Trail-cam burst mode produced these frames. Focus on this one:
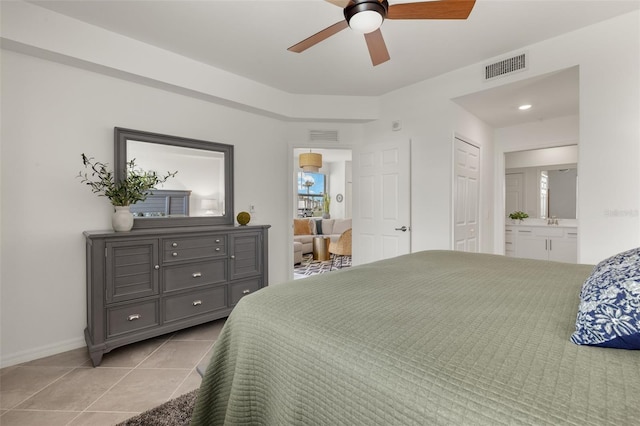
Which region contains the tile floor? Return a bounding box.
[0,318,224,426]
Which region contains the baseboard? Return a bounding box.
[0,336,86,368]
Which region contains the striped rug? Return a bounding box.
[294,254,351,279]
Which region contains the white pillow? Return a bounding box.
[332,218,352,235]
[320,219,334,235]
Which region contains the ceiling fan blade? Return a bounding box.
[364,29,390,66]
[288,20,349,53]
[325,0,352,7]
[387,0,476,20]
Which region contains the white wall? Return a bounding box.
[369,12,639,264]
[0,0,380,123]
[0,50,291,366]
[505,144,579,169]
[361,74,496,254]
[327,160,348,220]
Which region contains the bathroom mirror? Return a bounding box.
[506,164,577,220]
[505,146,577,220]
[115,127,234,228]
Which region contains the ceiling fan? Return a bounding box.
[288,0,476,66]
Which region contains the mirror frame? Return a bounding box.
[114,127,234,228]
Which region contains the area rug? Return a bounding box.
[294,253,351,278]
[117,389,198,426]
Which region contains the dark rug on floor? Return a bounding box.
[117,389,198,426]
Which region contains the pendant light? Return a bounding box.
[299,151,323,173]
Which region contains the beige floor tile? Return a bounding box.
[96,337,168,368]
[170,318,226,341]
[21,347,90,368]
[171,369,203,398]
[67,410,136,425]
[16,367,130,411]
[0,409,79,426]
[0,366,18,376]
[87,368,189,413]
[0,366,72,409]
[138,340,212,369]
[196,343,214,375]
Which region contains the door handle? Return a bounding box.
[395,226,408,232]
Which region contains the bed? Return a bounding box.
[191,250,640,425]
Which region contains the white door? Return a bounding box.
[453,138,480,252]
[353,140,411,265]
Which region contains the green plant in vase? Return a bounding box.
[78,153,177,231]
[322,193,331,219]
[509,211,529,223]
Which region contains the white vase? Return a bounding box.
[112,206,134,232]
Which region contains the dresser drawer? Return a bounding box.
[163,259,227,293]
[107,300,159,338]
[505,232,514,244]
[163,286,227,323]
[534,227,564,238]
[229,278,262,307]
[163,235,226,263]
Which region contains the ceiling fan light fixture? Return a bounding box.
[345,1,388,34]
[349,10,383,34]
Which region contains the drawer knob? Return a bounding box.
[155,265,160,270]
[215,248,221,252]
[172,252,178,257]
[215,239,221,243]
[242,289,251,295]
[128,314,141,321]
[172,242,178,247]
[230,255,235,259]
[192,272,202,278]
[192,300,202,306]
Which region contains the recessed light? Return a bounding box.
[518,104,532,110]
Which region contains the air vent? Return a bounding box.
[309,130,339,142]
[484,53,528,80]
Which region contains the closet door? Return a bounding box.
[453,138,480,252]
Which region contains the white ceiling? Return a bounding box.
[453,66,579,128]
[26,1,638,126]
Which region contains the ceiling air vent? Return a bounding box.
[309,130,339,142]
[484,53,528,81]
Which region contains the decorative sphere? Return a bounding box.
[236,211,251,225]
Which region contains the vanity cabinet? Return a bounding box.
[84,225,269,366]
[506,225,577,263]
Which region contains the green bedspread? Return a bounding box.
[191,251,640,425]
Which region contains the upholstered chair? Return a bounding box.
[329,228,352,270]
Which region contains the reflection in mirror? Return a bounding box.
[505,145,578,220]
[127,141,225,217]
[115,128,234,228]
[506,165,577,220]
[541,168,577,219]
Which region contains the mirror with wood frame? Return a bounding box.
[115,127,234,228]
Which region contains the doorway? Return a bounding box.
[291,147,353,278]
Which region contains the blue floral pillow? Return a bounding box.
[571,247,640,349]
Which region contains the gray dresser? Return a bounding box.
[84,225,269,366]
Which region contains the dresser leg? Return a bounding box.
[89,350,104,367]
